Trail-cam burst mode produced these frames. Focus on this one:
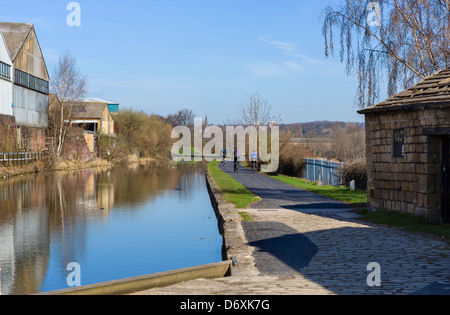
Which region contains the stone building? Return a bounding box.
[358,68,450,224]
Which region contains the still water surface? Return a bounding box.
[0,162,223,295]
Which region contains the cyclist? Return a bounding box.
[233,147,239,173]
[250,150,258,173]
[221,148,227,165]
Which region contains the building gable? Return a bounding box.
[0,23,31,61]
[14,27,49,81]
[0,23,49,81]
[0,29,12,66]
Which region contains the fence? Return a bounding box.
[304,158,343,186]
[0,152,48,167]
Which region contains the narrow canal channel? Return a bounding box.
[0,162,223,295]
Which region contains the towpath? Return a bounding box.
[133,163,450,295]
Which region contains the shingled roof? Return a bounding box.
[359,67,450,114]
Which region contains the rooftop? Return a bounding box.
[0,22,33,61]
[359,67,450,114]
[70,102,109,119]
[82,97,119,105]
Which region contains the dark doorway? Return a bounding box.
[442,136,450,224]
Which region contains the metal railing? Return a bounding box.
[0,152,48,167]
[304,158,344,186]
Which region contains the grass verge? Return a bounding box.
[270,174,450,240]
[360,209,450,241]
[269,174,367,205]
[207,161,259,209]
[239,211,254,222]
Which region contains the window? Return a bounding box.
[13,69,48,94]
[0,62,11,80]
[28,75,35,90]
[393,129,405,157]
[36,78,49,94]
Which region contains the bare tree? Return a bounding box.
[164,109,195,127]
[330,123,366,162]
[50,53,87,156]
[323,0,450,109]
[237,91,279,126]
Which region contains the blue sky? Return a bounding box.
[1,0,371,124]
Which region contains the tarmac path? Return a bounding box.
[219,161,353,213]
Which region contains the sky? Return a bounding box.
[1,0,371,125]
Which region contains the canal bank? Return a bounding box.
[133,163,450,295]
[204,167,259,277]
[0,154,159,179]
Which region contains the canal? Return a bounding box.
[0,161,224,295]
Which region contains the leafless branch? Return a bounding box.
[323,0,450,109]
[50,52,87,157]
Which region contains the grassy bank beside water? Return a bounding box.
[207,161,259,209]
[0,155,159,179]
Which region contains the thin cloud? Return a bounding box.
[258,36,298,54]
[253,35,345,77]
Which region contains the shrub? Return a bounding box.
[278,146,307,177]
[113,109,173,159]
[342,158,367,190]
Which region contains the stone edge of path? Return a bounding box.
[205,167,260,277]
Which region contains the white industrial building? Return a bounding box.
[0,22,50,152]
[0,29,13,117]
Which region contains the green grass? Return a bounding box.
[362,210,450,240]
[239,211,254,222]
[208,161,260,209]
[178,146,202,155]
[269,174,367,205]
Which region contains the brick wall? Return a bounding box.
[365,107,450,223]
[0,114,16,152]
[62,127,95,161]
[17,126,46,152]
[0,115,48,153]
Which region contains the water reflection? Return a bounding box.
[0,161,223,295]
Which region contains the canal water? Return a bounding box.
[0,161,223,295]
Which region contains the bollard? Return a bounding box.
[350,180,356,191]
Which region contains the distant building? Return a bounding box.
[68,101,116,136]
[0,22,50,152]
[82,97,119,113]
